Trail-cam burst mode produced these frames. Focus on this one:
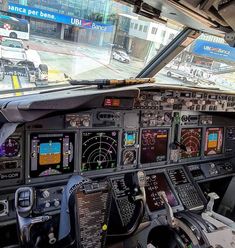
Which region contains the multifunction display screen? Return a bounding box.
[123,131,137,147]
[30,133,74,177]
[180,128,202,158]
[140,129,168,164]
[81,131,118,171]
[145,173,178,212]
[204,127,223,156]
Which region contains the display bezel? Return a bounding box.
[79,128,122,175]
[25,131,77,183]
[139,127,170,167]
[145,169,183,216]
[204,127,224,157]
[0,136,22,160]
[179,126,203,162]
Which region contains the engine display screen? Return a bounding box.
[81,131,118,171]
[30,133,74,177]
[145,173,178,212]
[180,128,202,158]
[140,129,168,164]
[204,127,223,156]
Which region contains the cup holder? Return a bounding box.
[147,225,184,248]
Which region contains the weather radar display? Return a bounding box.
[81,131,118,171]
[180,128,202,158]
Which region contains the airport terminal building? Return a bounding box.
[0,0,131,45]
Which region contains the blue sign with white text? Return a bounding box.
[192,40,235,62]
[8,3,114,33]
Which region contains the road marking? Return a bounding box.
[12,75,22,96]
[48,69,62,74]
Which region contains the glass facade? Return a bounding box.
[8,0,131,24]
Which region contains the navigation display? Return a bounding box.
[180,128,202,158]
[140,129,168,164]
[81,131,118,171]
[145,173,178,212]
[30,133,74,177]
[204,127,223,156]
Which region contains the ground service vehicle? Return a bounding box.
[0,37,48,83]
[1,0,235,248]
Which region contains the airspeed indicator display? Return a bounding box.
[81,131,118,171]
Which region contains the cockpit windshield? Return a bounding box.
[156,33,235,91]
[0,0,235,97]
[0,1,182,97]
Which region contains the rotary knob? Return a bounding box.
[167,98,175,104]
[42,190,50,199]
[185,101,193,107]
[82,119,90,127]
[54,200,60,207]
[45,202,51,208]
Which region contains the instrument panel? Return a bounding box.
[1,88,235,226]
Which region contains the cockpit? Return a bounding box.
[0,1,235,248]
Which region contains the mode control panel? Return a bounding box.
[35,185,65,213]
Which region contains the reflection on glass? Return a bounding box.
[0,0,234,97]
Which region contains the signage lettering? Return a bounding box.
[8,3,113,33]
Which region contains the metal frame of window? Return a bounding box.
[137,27,201,78]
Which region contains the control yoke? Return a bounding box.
[159,191,200,246]
[15,187,52,247]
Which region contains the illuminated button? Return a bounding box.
[102,224,108,231]
[42,190,50,199]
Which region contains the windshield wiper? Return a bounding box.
[69,78,155,89]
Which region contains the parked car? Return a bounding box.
[112,50,130,63]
